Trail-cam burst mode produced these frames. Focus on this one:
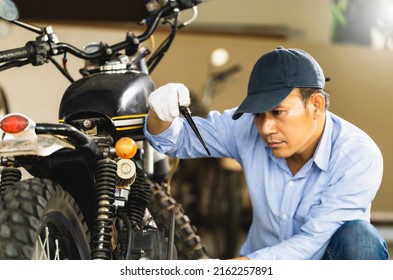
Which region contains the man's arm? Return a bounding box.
[146,109,172,135]
[247,154,383,260]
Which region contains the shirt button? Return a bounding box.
[288,180,294,186]
[282,214,288,220]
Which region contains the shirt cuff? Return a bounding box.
[144,116,183,152]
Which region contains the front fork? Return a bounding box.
[90,158,117,260]
[90,141,171,260]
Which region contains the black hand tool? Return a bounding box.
[179,105,211,156]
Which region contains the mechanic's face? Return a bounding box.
[253,88,325,167]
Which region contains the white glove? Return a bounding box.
[148,83,191,122]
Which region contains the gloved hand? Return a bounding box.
[148,83,191,122]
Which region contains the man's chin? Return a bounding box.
[271,150,288,158]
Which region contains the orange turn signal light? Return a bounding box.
[115,137,137,159]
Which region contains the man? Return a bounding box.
[144,46,389,259]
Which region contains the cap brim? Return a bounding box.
[232,87,293,120]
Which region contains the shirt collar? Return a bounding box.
[312,111,333,172]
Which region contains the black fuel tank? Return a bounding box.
[59,70,154,140]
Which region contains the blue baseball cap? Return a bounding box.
[232,46,325,120]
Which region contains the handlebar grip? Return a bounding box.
[0,46,29,63]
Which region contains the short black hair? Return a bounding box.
[298,88,330,110]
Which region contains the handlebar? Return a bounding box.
[0,0,204,68]
[0,46,29,62]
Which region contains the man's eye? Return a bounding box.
[272,110,282,116]
[253,113,264,117]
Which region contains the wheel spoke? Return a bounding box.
[54,239,60,260]
[34,227,49,260]
[33,226,61,260]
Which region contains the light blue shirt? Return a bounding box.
[144,109,383,259]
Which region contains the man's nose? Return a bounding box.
[260,115,277,135]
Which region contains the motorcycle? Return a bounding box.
[0,0,208,260]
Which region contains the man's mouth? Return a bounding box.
[266,140,284,148]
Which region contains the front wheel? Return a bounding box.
[0,178,90,259]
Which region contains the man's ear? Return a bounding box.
[310,93,325,118]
